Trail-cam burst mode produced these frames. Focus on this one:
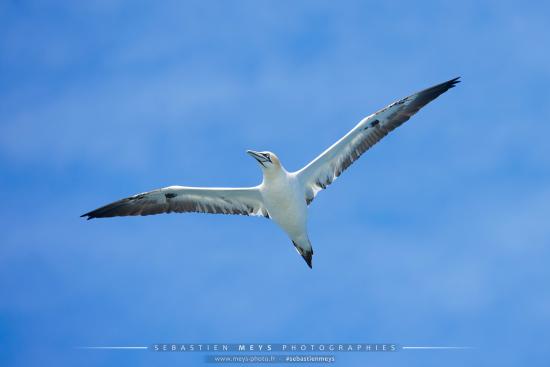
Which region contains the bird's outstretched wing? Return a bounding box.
[296,77,460,205]
[81,186,268,219]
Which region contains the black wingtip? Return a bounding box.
[440,77,461,91]
[410,76,461,108]
[80,212,94,220]
[447,76,461,86]
[436,76,461,91]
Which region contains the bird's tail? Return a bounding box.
[292,237,314,269]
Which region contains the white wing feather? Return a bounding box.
[296,78,460,204]
[82,186,268,219]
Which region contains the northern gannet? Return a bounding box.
[82,77,460,268]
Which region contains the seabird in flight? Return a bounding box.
[82,77,460,268]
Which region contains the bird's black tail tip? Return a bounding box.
[304,255,313,269]
[292,240,314,269]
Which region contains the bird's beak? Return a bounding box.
[246,150,270,166]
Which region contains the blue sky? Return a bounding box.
[1,1,550,366]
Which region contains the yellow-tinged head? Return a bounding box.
[246,150,281,170]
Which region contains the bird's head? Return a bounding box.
[246,150,281,172]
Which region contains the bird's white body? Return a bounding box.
[83,78,460,268]
[258,168,311,255]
